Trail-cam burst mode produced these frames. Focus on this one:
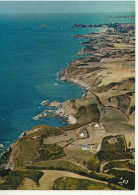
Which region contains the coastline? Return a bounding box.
[0,22,135,190]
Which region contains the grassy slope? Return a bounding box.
[9,124,83,168]
[26,160,89,175]
[52,176,127,190]
[0,169,43,190]
[103,160,135,172]
[106,168,135,190]
[100,135,126,152]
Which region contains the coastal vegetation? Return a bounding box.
[86,155,100,172]
[106,168,135,190]
[97,150,134,162]
[75,104,100,124]
[103,160,135,172]
[26,160,89,175]
[0,169,43,190]
[100,135,127,152]
[52,176,126,190]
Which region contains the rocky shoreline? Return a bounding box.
[0,22,135,190]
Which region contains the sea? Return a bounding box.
[0,12,135,154]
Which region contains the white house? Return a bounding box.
[80,132,85,137]
[94,122,100,128]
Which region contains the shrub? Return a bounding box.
[89,171,115,183]
[86,155,100,172]
[0,170,43,190]
[106,168,135,190]
[97,151,134,161]
[0,168,11,177]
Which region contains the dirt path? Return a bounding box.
[39,170,108,190]
[100,159,135,173]
[17,170,108,190]
[17,178,39,190]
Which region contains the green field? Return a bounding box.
[0,169,43,190]
[26,160,89,175]
[52,176,126,190]
[106,168,135,190]
[97,135,134,161]
[97,150,134,161]
[89,171,116,183]
[100,135,126,152]
[75,104,100,125]
[103,160,135,172]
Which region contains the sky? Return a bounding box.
[0,1,135,14]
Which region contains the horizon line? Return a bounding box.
[0,12,135,14]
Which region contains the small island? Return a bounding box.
[40,24,47,28]
[105,16,135,19]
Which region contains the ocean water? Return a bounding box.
[0,13,135,153]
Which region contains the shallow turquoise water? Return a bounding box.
[0,12,135,152]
